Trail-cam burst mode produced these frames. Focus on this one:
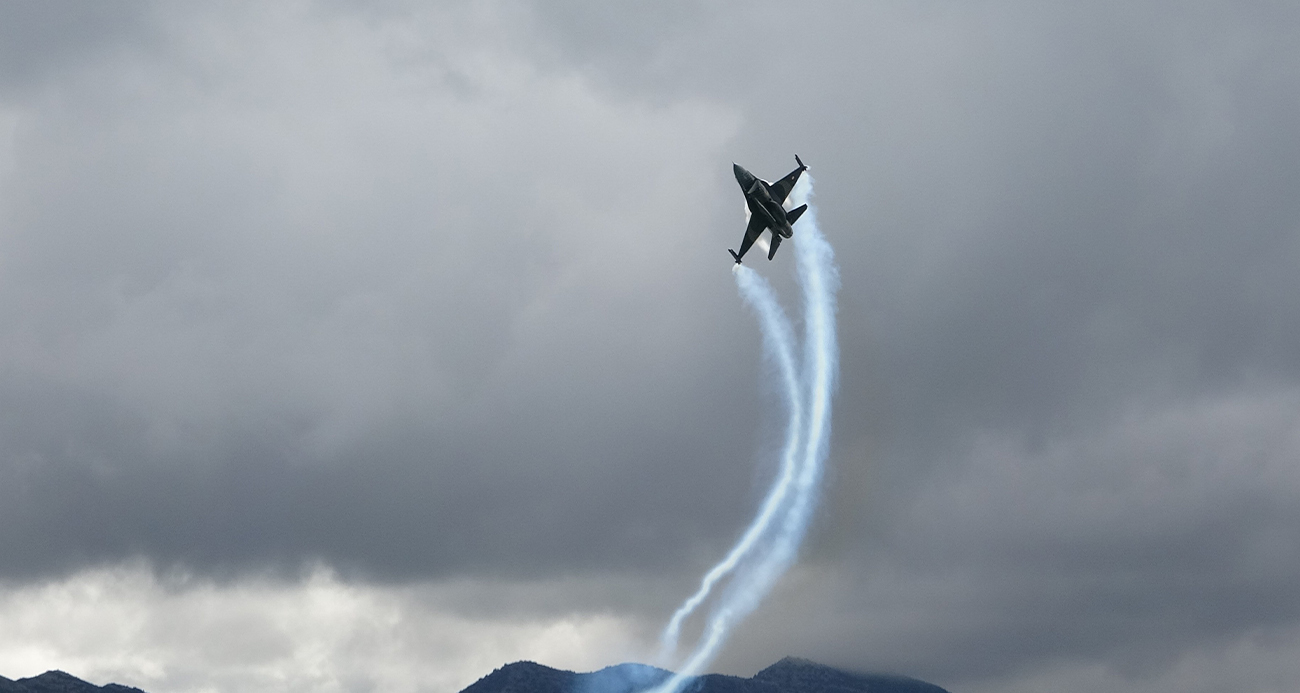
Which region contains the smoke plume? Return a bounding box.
[651,176,839,693]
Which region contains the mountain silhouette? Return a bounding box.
[3,657,950,693]
[0,671,145,693]
[461,657,951,693]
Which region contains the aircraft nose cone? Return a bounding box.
[733,162,752,184]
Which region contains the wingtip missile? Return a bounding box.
[729,248,743,264]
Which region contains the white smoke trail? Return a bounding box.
[649,175,838,693]
[656,264,803,660]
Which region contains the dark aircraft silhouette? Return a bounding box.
[729,155,808,264]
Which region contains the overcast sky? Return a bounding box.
[3,2,1300,692]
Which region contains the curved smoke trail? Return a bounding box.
[657,265,803,660]
[650,176,838,693]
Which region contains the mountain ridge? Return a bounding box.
[462,657,950,693]
[3,657,951,693]
[0,670,145,693]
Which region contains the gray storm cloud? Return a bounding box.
[0,1,745,581]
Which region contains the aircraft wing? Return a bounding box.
[767,167,803,205]
[733,213,767,262]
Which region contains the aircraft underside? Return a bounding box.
[728,156,808,264]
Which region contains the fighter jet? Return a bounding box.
[728,155,808,264]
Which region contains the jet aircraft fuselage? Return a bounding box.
[743,175,793,238]
[729,155,808,264]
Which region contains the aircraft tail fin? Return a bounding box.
[785,204,807,225]
[767,234,783,260]
[729,248,743,264]
[795,154,806,170]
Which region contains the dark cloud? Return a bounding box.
[0,1,154,97]
[0,1,754,583]
[3,1,1300,691]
